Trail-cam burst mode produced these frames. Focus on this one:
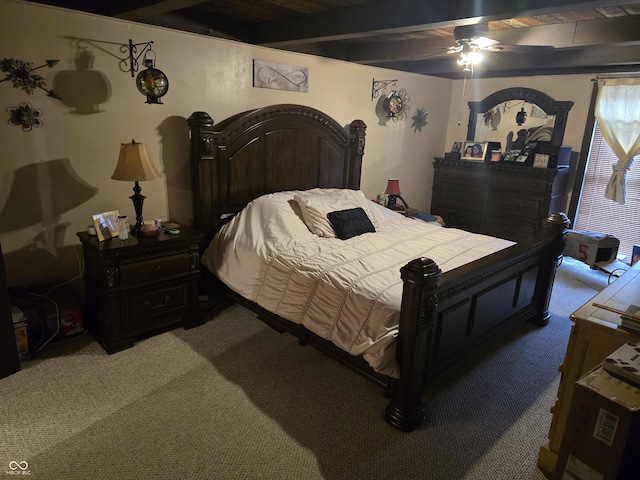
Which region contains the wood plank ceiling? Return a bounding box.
[30,0,640,79]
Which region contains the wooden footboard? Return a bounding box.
[385,212,569,431]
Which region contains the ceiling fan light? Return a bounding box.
[468,50,483,64]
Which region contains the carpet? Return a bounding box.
[0,257,610,479]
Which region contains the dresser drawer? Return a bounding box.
[437,208,482,232]
[119,252,191,289]
[436,166,486,185]
[489,173,550,194]
[483,217,538,242]
[434,186,484,213]
[485,193,545,221]
[121,283,187,331]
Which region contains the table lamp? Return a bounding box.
[384,178,409,210]
[111,140,161,236]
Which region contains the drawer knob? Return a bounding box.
[506,202,522,211]
[153,266,162,271]
[145,295,170,310]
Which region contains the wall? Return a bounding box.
[0,1,598,292]
[0,0,453,288]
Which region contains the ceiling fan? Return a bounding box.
[448,23,500,71]
[434,22,554,72]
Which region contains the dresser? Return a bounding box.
[431,158,573,241]
[537,261,640,476]
[77,226,204,353]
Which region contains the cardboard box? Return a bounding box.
[564,230,620,266]
[603,342,640,387]
[554,367,640,480]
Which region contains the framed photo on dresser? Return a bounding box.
[461,141,488,161]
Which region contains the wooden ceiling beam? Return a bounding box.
[347,16,640,65]
[254,0,640,46]
[110,0,210,20]
[378,43,640,79]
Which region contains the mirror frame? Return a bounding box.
[467,87,574,147]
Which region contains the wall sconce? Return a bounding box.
[516,107,527,125]
[111,140,162,235]
[122,39,169,104]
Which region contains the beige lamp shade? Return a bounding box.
[111,140,161,181]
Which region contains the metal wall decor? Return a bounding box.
[371,78,397,101]
[120,40,169,104]
[0,58,61,99]
[1,58,61,131]
[411,107,428,133]
[7,102,43,131]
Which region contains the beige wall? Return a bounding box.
[0,0,594,290]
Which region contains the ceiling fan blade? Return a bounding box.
[496,44,555,53]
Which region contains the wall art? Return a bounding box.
[0,58,61,99]
[411,107,428,132]
[6,103,43,131]
[253,60,308,93]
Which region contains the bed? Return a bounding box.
[188,104,569,432]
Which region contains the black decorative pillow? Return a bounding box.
[327,207,376,240]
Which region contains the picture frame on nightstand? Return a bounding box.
[92,210,120,241]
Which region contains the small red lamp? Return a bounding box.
[384,178,409,210]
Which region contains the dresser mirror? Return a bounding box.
[467,87,573,149]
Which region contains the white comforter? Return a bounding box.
[202,191,513,378]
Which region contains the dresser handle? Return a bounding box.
[153,266,162,271]
[145,295,170,310]
[506,202,522,211]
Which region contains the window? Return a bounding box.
[574,122,640,261]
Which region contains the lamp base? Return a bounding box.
[386,194,410,211]
[129,181,146,236]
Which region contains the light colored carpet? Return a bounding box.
[0,257,610,479]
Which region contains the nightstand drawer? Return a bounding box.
[122,283,187,329]
[119,253,191,288]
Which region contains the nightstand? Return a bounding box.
[77,225,204,353]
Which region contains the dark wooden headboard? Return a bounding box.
[188,104,367,234]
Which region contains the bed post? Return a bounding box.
[347,120,366,189]
[531,212,571,326]
[187,111,216,234]
[385,257,442,432]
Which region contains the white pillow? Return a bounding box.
[293,188,382,237]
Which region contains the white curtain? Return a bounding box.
[595,78,640,204]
